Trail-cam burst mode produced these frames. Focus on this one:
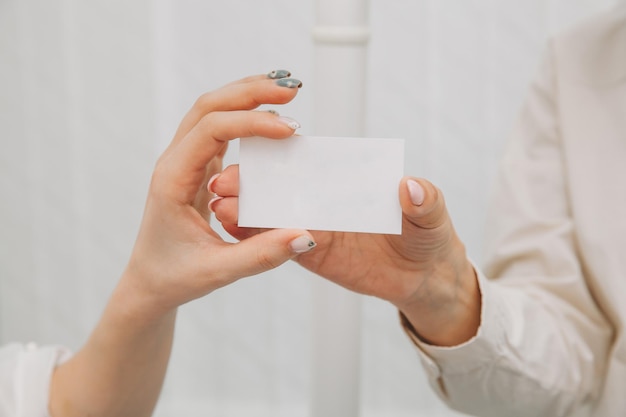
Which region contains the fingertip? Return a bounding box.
[400,177,431,204]
[275,78,303,89]
[211,196,238,224]
[399,177,448,229]
[207,173,221,193]
[406,179,425,206]
[208,195,223,212]
[268,76,302,101]
[276,116,301,131]
[399,177,432,217]
[212,165,240,197]
[288,233,317,254]
[267,69,291,79]
[249,112,300,139]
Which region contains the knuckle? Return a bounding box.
[198,111,219,127]
[150,160,169,189]
[196,112,224,140]
[194,92,215,113]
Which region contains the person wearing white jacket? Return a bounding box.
[401,6,626,415]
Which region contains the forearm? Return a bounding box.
[49,271,176,417]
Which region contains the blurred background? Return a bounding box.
[0,0,619,416]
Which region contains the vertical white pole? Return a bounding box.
[311,1,370,416]
[312,0,370,137]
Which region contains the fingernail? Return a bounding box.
[289,235,317,254]
[267,109,280,116]
[407,180,425,206]
[276,78,303,88]
[208,195,223,212]
[277,116,301,130]
[267,69,291,79]
[207,173,220,193]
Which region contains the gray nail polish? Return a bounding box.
[267,109,280,116]
[276,78,303,89]
[267,69,291,79]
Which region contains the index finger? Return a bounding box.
[160,110,300,204]
[169,73,302,150]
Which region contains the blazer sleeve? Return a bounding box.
[402,42,613,417]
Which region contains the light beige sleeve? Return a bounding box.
[401,41,613,417]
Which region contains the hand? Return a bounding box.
[210,168,480,346]
[50,72,319,417]
[123,72,317,317]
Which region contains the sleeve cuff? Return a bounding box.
[16,343,73,417]
[400,261,510,378]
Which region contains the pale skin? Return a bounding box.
[48,74,317,417]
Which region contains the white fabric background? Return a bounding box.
[0,1,618,416]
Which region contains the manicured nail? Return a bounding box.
[407,180,425,206]
[277,116,301,130]
[267,69,291,79]
[267,109,280,116]
[276,78,303,88]
[207,173,220,193]
[289,235,317,254]
[208,195,223,212]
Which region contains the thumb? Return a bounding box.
[216,229,316,281]
[398,177,450,230]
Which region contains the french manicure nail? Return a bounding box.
[208,195,223,212]
[289,235,317,254]
[207,173,220,193]
[276,78,303,88]
[407,179,425,206]
[277,116,301,130]
[267,69,291,79]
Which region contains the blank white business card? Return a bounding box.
[238,135,405,234]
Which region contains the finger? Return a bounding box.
[213,229,316,282]
[210,196,238,224]
[222,223,267,241]
[398,177,449,230]
[209,164,240,197]
[225,74,270,86]
[194,156,225,220]
[225,69,292,86]
[161,111,299,203]
[170,76,302,149]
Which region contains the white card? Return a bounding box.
[238,135,405,234]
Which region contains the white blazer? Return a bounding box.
[405,5,626,417]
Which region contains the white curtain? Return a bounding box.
[0,0,618,416]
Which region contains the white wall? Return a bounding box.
[0,0,618,416]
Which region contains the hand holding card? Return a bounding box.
[210,131,478,346]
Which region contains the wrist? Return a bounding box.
[110,267,178,327]
[395,247,481,346]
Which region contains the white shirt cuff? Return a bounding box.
[15,343,72,417]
